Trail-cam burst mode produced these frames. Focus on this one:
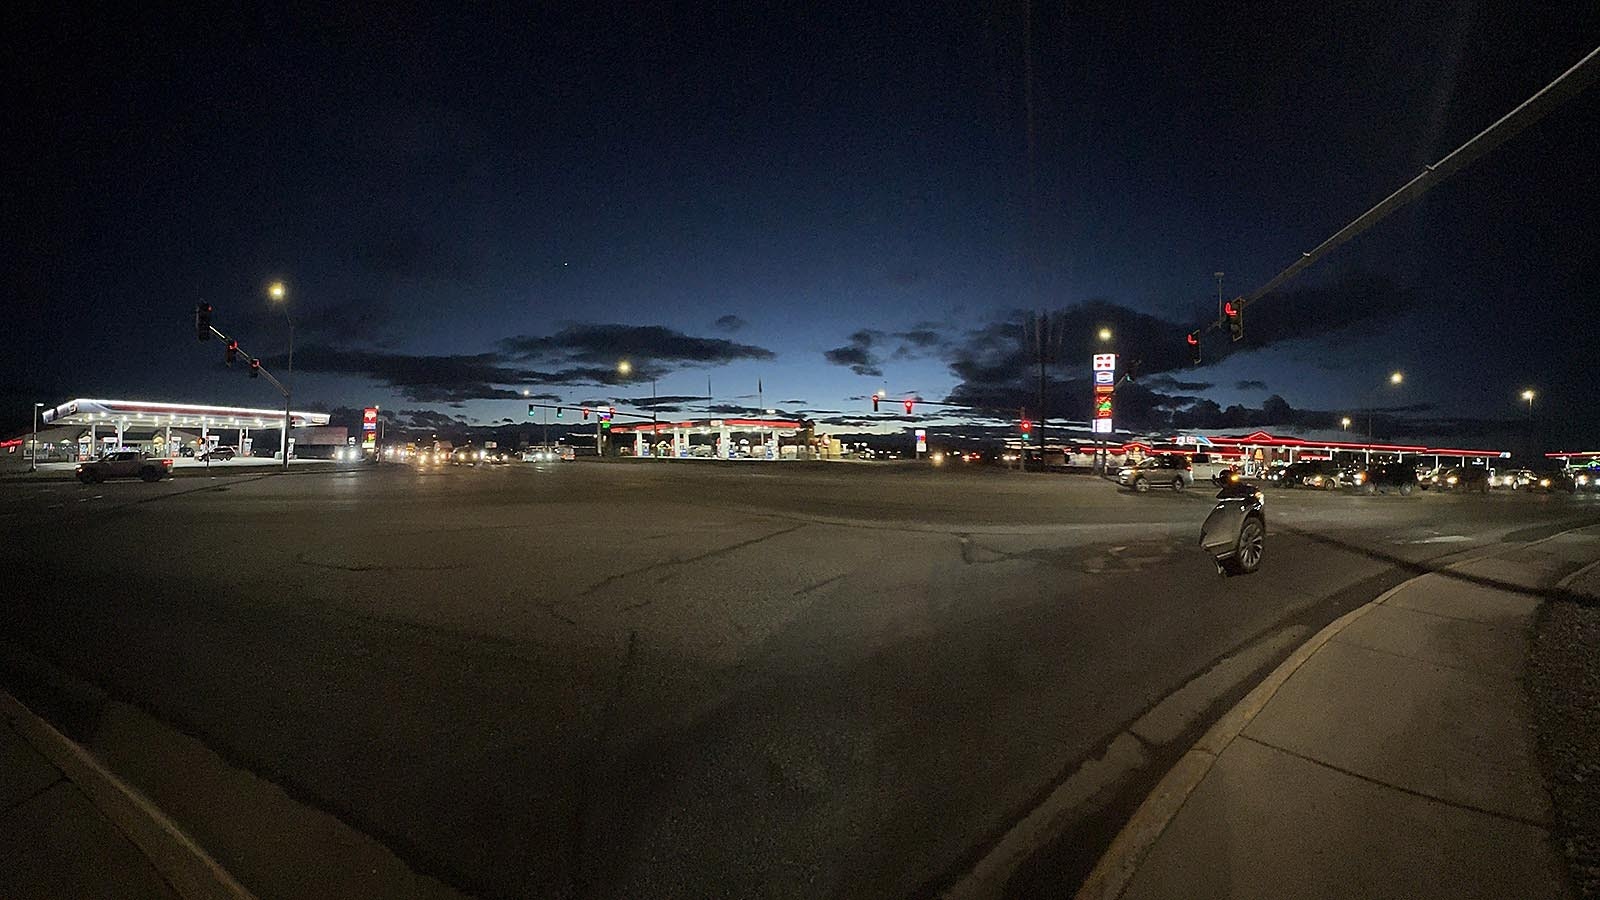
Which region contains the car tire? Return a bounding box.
[1480,481,1490,495]
[1171,477,1185,492]
[1363,482,1377,496]
[1223,516,1264,575]
[77,471,95,484]
[1399,482,1414,496]
[1134,477,1150,493]
[140,467,161,482]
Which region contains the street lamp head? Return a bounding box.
[1341,416,1352,429]
[1521,389,1536,402]
[617,360,633,376]
[522,389,530,397]
[1389,371,1404,385]
[267,281,286,301]
[1097,327,1113,342]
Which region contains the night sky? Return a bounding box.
[7,4,1599,446]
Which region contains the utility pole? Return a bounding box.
[31,402,43,472]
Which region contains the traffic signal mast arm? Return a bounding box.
[206,323,290,397]
[1191,44,1599,341]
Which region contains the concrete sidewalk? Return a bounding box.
[1082,528,1600,900]
[0,715,179,899]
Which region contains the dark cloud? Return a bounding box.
[499,325,775,377]
[1235,380,1270,391]
[823,342,882,377]
[1143,374,1214,392]
[824,326,949,376]
[781,398,806,405]
[523,392,562,401]
[275,345,664,399]
[396,409,468,430]
[713,314,747,332]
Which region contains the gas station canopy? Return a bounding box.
[41,398,330,430]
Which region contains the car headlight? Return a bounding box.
[1446,476,1458,485]
[1540,479,1551,487]
[1577,475,1589,485]
[1354,472,1366,483]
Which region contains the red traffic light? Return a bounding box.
[1185,332,1198,346]
[903,399,914,414]
[248,359,261,378]
[872,395,880,412]
[1222,301,1236,317]
[1020,418,1032,432]
[195,303,213,341]
[582,407,591,420]
[224,340,238,366]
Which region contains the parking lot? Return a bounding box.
[2,461,1597,898]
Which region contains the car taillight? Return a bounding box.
[162,459,173,467]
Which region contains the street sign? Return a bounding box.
[1094,370,1114,385]
[1092,353,1117,371]
[914,428,927,453]
[1092,418,1113,434]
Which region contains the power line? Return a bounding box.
[1201,43,1600,337]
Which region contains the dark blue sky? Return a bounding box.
[6,4,1599,443]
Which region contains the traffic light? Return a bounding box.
[195,303,213,341]
[1223,299,1243,342]
[872,395,880,412]
[224,340,238,367]
[903,398,914,414]
[248,358,261,379]
[556,407,563,418]
[528,403,537,418]
[1020,418,1033,439]
[1187,331,1201,365]
[582,407,591,420]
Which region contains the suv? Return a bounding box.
[1350,461,1418,495]
[1433,466,1491,494]
[77,451,173,483]
[197,445,236,461]
[1118,455,1193,492]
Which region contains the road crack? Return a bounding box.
[578,524,806,597]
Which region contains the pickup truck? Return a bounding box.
[77,451,174,483]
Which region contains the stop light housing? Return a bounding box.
[249,359,261,378]
[903,399,914,414]
[528,404,537,418]
[582,407,591,420]
[556,407,563,418]
[1223,300,1243,342]
[225,340,238,367]
[195,303,213,341]
[872,395,880,412]
[1187,331,1201,365]
[1020,418,1033,438]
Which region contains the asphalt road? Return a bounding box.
[2,461,1597,899]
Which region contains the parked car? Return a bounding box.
[1575,468,1600,493]
[1527,471,1577,494]
[197,445,236,461]
[77,450,173,483]
[1349,461,1419,495]
[1490,468,1535,490]
[1432,466,1491,494]
[1117,455,1193,492]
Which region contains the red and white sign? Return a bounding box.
[362,407,378,432]
[1092,353,1117,371]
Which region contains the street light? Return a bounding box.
[617,359,633,377]
[1389,371,1404,386]
[267,281,293,470]
[1341,416,1352,431]
[1097,327,1113,342]
[1521,389,1536,410]
[1365,371,1404,439]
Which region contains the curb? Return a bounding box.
[0,688,255,900]
[1072,523,1600,900]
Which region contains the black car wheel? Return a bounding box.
[1399,482,1414,496]
[1134,477,1150,493]
[77,471,95,484]
[1223,516,1264,575]
[1363,481,1377,495]
[140,467,162,482]
[1171,477,1185,492]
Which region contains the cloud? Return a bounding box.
[1235,380,1270,391]
[1143,374,1215,392]
[823,325,951,377]
[500,324,775,378]
[396,409,468,429]
[781,398,806,405]
[713,314,747,332]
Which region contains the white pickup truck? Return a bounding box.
[76,450,174,483]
